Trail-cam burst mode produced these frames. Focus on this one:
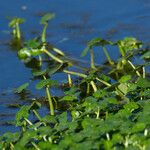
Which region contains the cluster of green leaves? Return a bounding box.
[1,14,150,150]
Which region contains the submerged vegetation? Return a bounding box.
[0,13,150,150]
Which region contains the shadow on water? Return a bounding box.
[0,0,150,134]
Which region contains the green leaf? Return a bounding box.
[123,102,139,112]
[137,77,150,88]
[9,18,25,27]
[0,132,20,143]
[14,82,29,93]
[36,79,58,89]
[93,89,107,98]
[32,69,47,76]
[119,75,131,83]
[18,48,31,60]
[26,38,41,48]
[60,94,78,101]
[141,51,150,59]
[118,83,128,95]
[118,37,142,53]
[30,48,43,56]
[48,63,63,76]
[131,122,146,133]
[16,105,31,126]
[40,13,55,24]
[30,101,41,110]
[81,38,111,57]
[81,46,90,57]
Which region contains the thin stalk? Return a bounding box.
[68,74,72,87]
[53,97,58,109]
[64,70,111,88]
[142,66,146,78]
[16,23,21,39]
[39,55,42,67]
[43,49,63,63]
[24,118,33,125]
[43,76,54,115]
[96,77,111,87]
[52,47,65,56]
[86,83,90,94]
[96,107,100,119]
[103,46,114,65]
[42,23,48,43]
[127,60,141,77]
[119,45,125,57]
[90,49,96,69]
[10,142,14,150]
[90,81,97,92]
[63,70,87,78]
[33,109,42,121]
[31,142,40,150]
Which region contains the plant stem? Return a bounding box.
[52,47,65,56]
[119,45,125,57]
[42,23,48,43]
[103,46,114,65]
[90,49,96,69]
[96,77,111,87]
[16,23,21,39]
[68,74,72,87]
[90,81,97,92]
[127,60,141,77]
[43,49,63,63]
[43,76,54,116]
[33,109,42,121]
[63,70,87,78]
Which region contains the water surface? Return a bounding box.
[0,0,150,134]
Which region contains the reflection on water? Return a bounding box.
[0,0,150,134]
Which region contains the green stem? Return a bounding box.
[43,49,63,63]
[52,47,65,56]
[90,49,96,69]
[63,70,87,78]
[39,55,42,67]
[16,23,21,39]
[46,87,54,115]
[43,76,54,115]
[33,109,42,121]
[127,60,141,77]
[119,46,125,57]
[103,46,114,65]
[90,81,97,92]
[68,74,72,87]
[42,23,48,43]
[96,77,111,87]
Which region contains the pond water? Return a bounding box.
[0,0,150,135]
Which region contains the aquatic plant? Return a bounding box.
[0,14,150,150]
[9,17,25,40]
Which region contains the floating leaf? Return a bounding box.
[14,82,29,93]
[48,63,63,76]
[32,69,47,77]
[9,18,25,28]
[40,13,55,25]
[36,79,58,89]
[81,38,112,57]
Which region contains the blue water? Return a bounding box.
[0,0,150,135]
